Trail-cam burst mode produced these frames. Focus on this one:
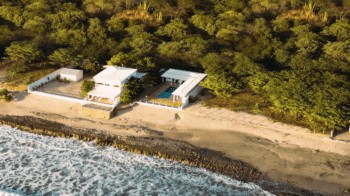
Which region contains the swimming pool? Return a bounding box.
[158,87,177,99]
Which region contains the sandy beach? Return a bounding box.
[0,93,349,194]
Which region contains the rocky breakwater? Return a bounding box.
[0,115,317,195]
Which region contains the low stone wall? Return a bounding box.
[80,105,115,120]
[30,91,85,104]
[137,100,183,111]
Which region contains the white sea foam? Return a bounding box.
[0,125,273,195]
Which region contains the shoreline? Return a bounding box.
[0,93,350,194]
[0,114,316,195]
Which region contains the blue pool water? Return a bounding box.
[158,87,177,99]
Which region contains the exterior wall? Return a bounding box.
[95,79,121,87]
[181,85,203,107]
[188,85,203,97]
[30,91,85,104]
[77,71,83,81]
[60,74,76,82]
[60,71,83,82]
[80,106,114,120]
[137,101,183,111]
[27,70,61,92]
[182,96,190,107]
[113,97,121,107]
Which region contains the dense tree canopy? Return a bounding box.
[0,0,349,132]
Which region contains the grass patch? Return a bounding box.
[204,92,268,114]
[204,91,310,129]
[116,2,162,24]
[149,98,183,108]
[280,2,329,25]
[2,68,56,91]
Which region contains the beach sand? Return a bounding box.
[0,93,349,194]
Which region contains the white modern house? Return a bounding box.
[87,66,138,106]
[161,69,207,107]
[59,68,83,82]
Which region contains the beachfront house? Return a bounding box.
[87,66,138,107]
[160,69,207,107]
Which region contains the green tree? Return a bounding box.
[272,17,291,33]
[82,0,121,17]
[23,16,47,33]
[156,18,189,40]
[322,19,350,41]
[0,25,14,43]
[106,16,126,33]
[120,77,142,104]
[242,18,277,61]
[259,70,350,131]
[50,29,87,49]
[49,48,82,66]
[323,41,350,62]
[0,5,23,27]
[232,53,264,77]
[212,0,247,12]
[87,18,107,46]
[158,36,208,66]
[5,41,42,64]
[292,25,321,55]
[48,10,86,30]
[200,53,241,97]
[107,52,130,66]
[129,32,158,55]
[190,14,217,36]
[215,11,246,44]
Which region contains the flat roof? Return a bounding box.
[161,69,207,97]
[93,66,137,85]
[88,86,121,100]
[60,68,83,76]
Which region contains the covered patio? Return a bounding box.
[87,86,121,106]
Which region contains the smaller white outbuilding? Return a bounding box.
[59,68,83,82]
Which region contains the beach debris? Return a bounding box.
[175,113,181,120]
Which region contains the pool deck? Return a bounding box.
[143,82,179,101]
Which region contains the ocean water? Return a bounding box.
[0,125,272,196]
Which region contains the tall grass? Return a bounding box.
[280,1,328,24]
[116,1,163,24]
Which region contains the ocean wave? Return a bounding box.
[0,125,273,195]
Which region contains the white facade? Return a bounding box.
[59,68,83,82]
[88,66,138,107]
[93,66,137,87]
[161,69,207,107]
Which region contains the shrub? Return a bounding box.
[189,96,198,103]
[81,80,95,97]
[0,89,13,102]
